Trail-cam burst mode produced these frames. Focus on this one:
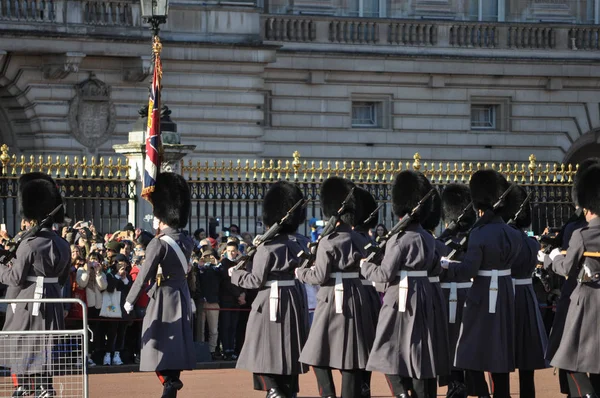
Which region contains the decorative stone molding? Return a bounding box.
[42,52,86,80]
[68,73,116,148]
[122,55,153,82]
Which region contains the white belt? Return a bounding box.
[26,276,59,316]
[428,276,440,283]
[330,272,360,314]
[512,277,532,286]
[440,282,473,323]
[361,279,375,287]
[265,280,296,322]
[477,269,511,314]
[397,270,428,312]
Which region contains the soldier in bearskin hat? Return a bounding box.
[296,176,376,398]
[441,170,523,398]
[542,157,600,397]
[548,164,600,398]
[0,172,70,397]
[124,172,195,398]
[438,183,476,398]
[504,185,549,397]
[350,186,382,398]
[361,170,439,398]
[420,188,452,391]
[228,181,309,398]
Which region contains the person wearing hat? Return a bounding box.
[350,187,382,398]
[105,240,124,265]
[360,171,439,398]
[437,183,477,397]
[296,177,376,398]
[228,181,309,398]
[548,164,600,398]
[542,157,600,397]
[502,185,549,397]
[124,173,195,398]
[440,170,523,398]
[0,172,70,397]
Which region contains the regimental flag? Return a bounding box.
[142,43,163,202]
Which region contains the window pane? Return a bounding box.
[352,102,377,126]
[471,105,496,129]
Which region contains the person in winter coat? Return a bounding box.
[441,170,523,398]
[124,173,195,398]
[296,177,376,398]
[548,165,600,398]
[361,171,439,398]
[503,185,549,397]
[0,172,70,397]
[229,181,309,398]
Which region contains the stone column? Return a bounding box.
[113,106,196,230]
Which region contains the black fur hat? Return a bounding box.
[18,172,64,223]
[576,164,600,215]
[151,172,191,229]
[320,176,355,224]
[421,189,441,232]
[392,171,432,221]
[352,187,378,231]
[469,170,509,211]
[441,184,475,232]
[262,181,305,233]
[572,158,600,207]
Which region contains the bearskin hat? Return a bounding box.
[352,187,379,231]
[469,170,510,211]
[421,189,441,232]
[572,158,600,207]
[151,172,190,229]
[441,183,475,232]
[262,181,305,233]
[18,172,64,223]
[392,171,432,222]
[576,164,600,215]
[320,176,355,224]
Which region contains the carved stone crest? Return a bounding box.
[68,74,116,148]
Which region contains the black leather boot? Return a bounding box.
[395,394,409,398]
[266,388,286,398]
[446,381,467,398]
[12,386,33,397]
[161,380,183,398]
[34,385,56,398]
[584,394,599,398]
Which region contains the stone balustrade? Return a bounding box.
[82,0,134,26]
[0,0,55,22]
[261,14,600,52]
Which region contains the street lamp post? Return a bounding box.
[140,0,169,37]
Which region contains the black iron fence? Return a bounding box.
[183,152,577,237]
[0,147,136,235]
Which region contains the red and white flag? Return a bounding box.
[142,47,163,201]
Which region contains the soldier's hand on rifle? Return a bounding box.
[537,250,546,263]
[228,266,235,277]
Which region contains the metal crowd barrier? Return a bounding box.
[0,298,88,398]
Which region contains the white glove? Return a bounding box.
[294,267,300,279]
[440,257,458,269]
[228,266,235,277]
[549,248,562,261]
[360,259,367,268]
[537,250,546,263]
[124,302,133,314]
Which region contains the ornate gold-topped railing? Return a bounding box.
[0,144,130,179]
[0,144,135,234]
[181,151,577,185]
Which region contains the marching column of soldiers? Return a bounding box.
[4,157,600,398]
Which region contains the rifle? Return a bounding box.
[447,183,515,260]
[541,208,583,253]
[297,188,356,269]
[363,188,436,264]
[233,198,307,271]
[362,204,383,227]
[0,204,63,266]
[508,191,533,226]
[438,201,474,243]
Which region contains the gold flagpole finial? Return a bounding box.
[152,35,163,55]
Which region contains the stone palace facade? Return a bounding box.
[1,0,600,165]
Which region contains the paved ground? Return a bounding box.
[87,367,566,397]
